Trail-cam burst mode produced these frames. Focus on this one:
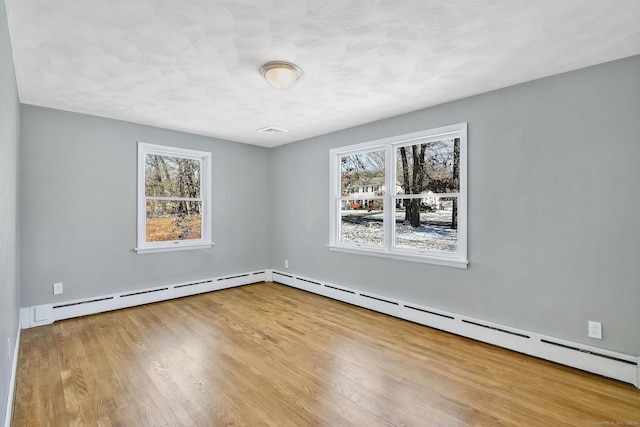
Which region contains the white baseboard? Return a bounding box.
[4,323,20,427]
[272,270,640,388]
[20,269,270,329]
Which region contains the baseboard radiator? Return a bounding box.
[19,269,639,388]
[272,270,640,388]
[20,270,268,328]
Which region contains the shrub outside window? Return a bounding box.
[136,142,213,253]
[329,123,467,268]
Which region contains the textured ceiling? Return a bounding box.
[6,0,640,147]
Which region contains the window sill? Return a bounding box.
[135,242,214,254]
[327,244,468,269]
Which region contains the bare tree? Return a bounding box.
[451,138,460,230]
[397,139,459,228]
[399,144,427,227]
[340,151,385,196]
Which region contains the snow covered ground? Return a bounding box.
[340,209,457,252]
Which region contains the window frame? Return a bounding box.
[135,142,213,254]
[328,123,468,268]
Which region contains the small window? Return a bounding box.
[329,123,467,268]
[136,143,213,253]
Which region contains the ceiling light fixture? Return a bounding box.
[260,61,302,89]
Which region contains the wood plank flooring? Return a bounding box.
[11,282,640,426]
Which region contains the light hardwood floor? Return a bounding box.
[12,282,640,426]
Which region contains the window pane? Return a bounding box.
[146,200,202,242]
[394,198,457,252]
[145,154,201,198]
[340,150,385,197]
[396,138,459,195]
[340,200,384,246]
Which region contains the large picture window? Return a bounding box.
[136,143,212,253]
[329,123,467,268]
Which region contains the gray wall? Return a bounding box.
[20,106,270,306]
[270,55,640,355]
[15,51,640,359]
[0,0,20,422]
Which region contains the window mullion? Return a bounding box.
[384,142,394,250]
[395,192,460,199]
[145,196,203,202]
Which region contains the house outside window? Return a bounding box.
[136,142,213,253]
[329,123,467,268]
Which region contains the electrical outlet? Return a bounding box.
[588,321,602,339]
[284,259,289,268]
[53,282,63,295]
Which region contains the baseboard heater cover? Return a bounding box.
[271,270,639,388]
[53,296,114,309]
[274,272,293,279]
[405,305,455,320]
[324,284,356,294]
[361,294,399,305]
[175,280,213,289]
[21,269,268,329]
[540,339,637,365]
[121,287,169,298]
[296,277,322,286]
[218,273,250,281]
[461,319,531,339]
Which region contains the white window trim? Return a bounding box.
[135,142,213,254]
[328,123,468,268]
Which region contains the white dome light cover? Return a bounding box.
[260,61,302,89]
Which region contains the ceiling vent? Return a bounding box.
[257,126,288,134]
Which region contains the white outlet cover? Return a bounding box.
[588,321,602,339]
[53,282,63,295]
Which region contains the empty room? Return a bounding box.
[2,0,640,425]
